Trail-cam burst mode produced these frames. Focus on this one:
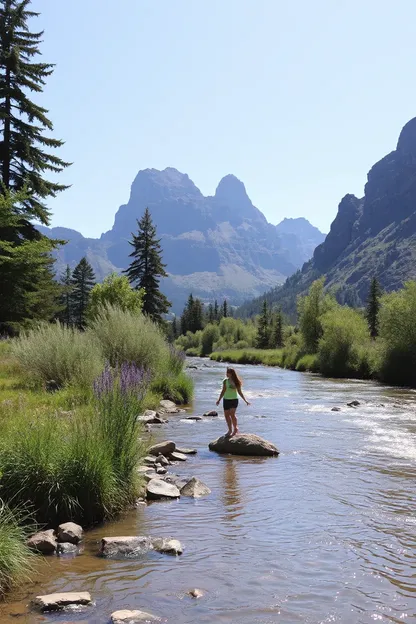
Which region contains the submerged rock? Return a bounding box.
[151,537,183,555]
[188,588,204,599]
[111,609,160,623]
[27,529,57,555]
[31,591,92,612]
[331,406,341,412]
[203,410,218,417]
[180,477,211,498]
[347,400,360,407]
[169,451,187,462]
[57,522,83,544]
[176,447,197,455]
[209,433,279,456]
[148,440,176,456]
[56,542,80,556]
[146,479,180,500]
[100,536,182,558]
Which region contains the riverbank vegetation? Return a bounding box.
[177,278,416,389]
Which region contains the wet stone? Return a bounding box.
[111,609,160,623]
[31,592,92,612]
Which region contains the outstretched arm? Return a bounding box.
[216,381,227,406]
[237,387,250,406]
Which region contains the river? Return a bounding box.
[1,360,415,624]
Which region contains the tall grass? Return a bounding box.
[0,502,34,596]
[11,322,104,390]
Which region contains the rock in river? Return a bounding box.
[31,592,92,612]
[111,609,160,623]
[151,537,183,555]
[57,521,83,544]
[27,529,57,555]
[148,440,176,456]
[100,536,183,558]
[180,477,211,498]
[170,451,188,462]
[146,479,180,500]
[209,433,279,456]
[176,447,197,455]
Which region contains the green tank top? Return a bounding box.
[223,378,238,400]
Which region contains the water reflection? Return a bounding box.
[221,458,242,524]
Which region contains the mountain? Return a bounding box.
[40,168,323,313]
[239,116,416,317]
[275,217,325,267]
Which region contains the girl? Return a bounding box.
[216,367,250,437]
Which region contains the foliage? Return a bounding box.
[298,278,335,353]
[87,273,144,320]
[180,293,204,334]
[295,353,319,372]
[366,277,382,339]
[71,257,96,329]
[256,300,271,348]
[377,282,416,386]
[318,306,370,377]
[57,264,73,326]
[124,207,170,323]
[0,502,34,596]
[0,0,69,231]
[11,321,104,389]
[201,324,220,356]
[88,305,166,377]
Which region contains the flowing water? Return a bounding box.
[1,360,416,624]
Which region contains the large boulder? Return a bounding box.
[180,477,211,498]
[111,610,160,623]
[151,537,183,555]
[146,479,180,500]
[57,522,83,544]
[27,529,57,555]
[209,433,279,456]
[159,399,177,410]
[100,536,154,558]
[148,440,176,456]
[31,592,92,612]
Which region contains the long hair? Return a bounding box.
[227,367,242,391]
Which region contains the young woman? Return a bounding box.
[216,367,250,437]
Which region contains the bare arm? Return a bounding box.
[216,381,227,406]
[237,387,250,405]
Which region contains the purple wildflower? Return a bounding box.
[93,362,115,398]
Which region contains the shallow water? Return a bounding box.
[1,360,416,623]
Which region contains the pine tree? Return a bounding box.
[366,277,382,339]
[57,264,73,326]
[190,297,204,333]
[171,315,178,340]
[124,207,171,324]
[0,0,70,239]
[208,303,214,324]
[271,308,284,348]
[222,299,228,318]
[256,300,270,349]
[71,257,95,329]
[180,294,194,335]
[214,299,219,322]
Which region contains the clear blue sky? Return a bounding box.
[33,0,416,237]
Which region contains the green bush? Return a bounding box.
[377,282,416,386]
[11,322,104,389]
[0,503,34,596]
[298,278,336,353]
[89,305,166,376]
[151,370,193,405]
[201,324,220,356]
[296,353,319,372]
[318,306,370,378]
[87,274,144,320]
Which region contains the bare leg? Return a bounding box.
[223,409,232,436]
[229,408,239,436]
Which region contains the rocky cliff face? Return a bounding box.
[251,117,416,315]
[41,168,323,312]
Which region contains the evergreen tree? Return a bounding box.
[58,264,73,326]
[180,293,204,334]
[0,0,70,239]
[171,315,178,340]
[256,300,271,349]
[124,207,170,324]
[222,299,228,318]
[366,277,382,339]
[71,257,95,329]
[214,299,219,322]
[271,308,284,348]
[180,293,194,335]
[208,303,214,324]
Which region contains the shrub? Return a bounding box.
[152,371,193,404]
[87,274,144,320]
[298,278,336,353]
[89,305,166,376]
[377,282,416,386]
[296,353,319,372]
[0,503,34,596]
[11,322,104,389]
[318,306,370,378]
[201,324,220,356]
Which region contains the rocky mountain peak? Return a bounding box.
[214,174,265,222]
[129,167,202,203]
[396,117,416,156]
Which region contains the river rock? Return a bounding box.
[155,454,169,466]
[152,537,183,555]
[169,451,187,462]
[185,415,202,421]
[31,592,92,612]
[143,455,157,466]
[188,588,204,598]
[100,536,154,558]
[203,410,218,417]
[161,474,188,490]
[209,433,279,456]
[160,399,177,410]
[111,609,160,623]
[347,400,360,407]
[143,471,162,483]
[27,529,57,555]
[56,542,80,556]
[156,466,167,475]
[176,447,197,455]
[148,440,176,456]
[137,413,167,425]
[331,406,341,412]
[57,522,83,544]
[146,479,180,500]
[180,477,211,498]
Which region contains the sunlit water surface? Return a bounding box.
[1,360,415,623]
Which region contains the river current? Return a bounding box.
[1,360,415,623]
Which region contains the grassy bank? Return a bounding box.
[0,307,193,596]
